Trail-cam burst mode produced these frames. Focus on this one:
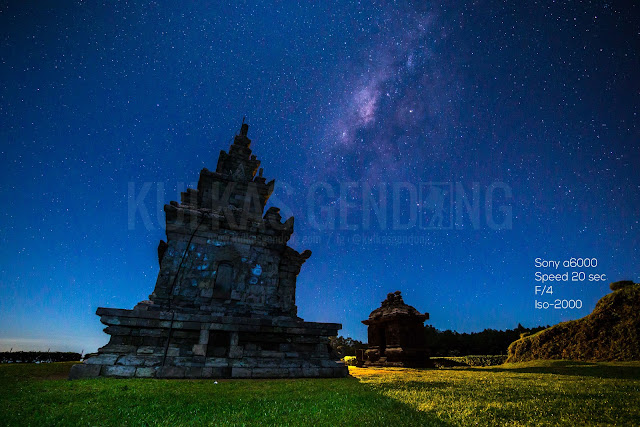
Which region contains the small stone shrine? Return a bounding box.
[70,123,347,379]
[360,291,430,367]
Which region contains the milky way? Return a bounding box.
[309,3,459,183]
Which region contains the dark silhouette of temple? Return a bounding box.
[360,291,430,367]
[70,123,347,379]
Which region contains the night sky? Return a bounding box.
[1,1,638,353]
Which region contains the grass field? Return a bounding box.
[1,361,639,426]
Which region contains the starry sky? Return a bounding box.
[1,1,638,352]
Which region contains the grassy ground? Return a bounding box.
[1,361,639,426]
[352,361,640,426]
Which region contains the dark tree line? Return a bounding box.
[328,336,367,357]
[0,351,82,363]
[330,324,549,357]
[425,324,549,356]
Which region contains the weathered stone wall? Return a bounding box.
[69,307,346,379]
[149,223,301,316]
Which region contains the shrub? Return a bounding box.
[431,355,507,367]
[342,356,357,366]
[507,281,640,363]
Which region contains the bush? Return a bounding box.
[508,281,640,363]
[342,356,357,366]
[610,280,635,291]
[431,355,507,367]
[424,324,548,356]
[450,355,507,366]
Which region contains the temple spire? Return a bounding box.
[239,116,248,136]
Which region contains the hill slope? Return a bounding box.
[507,281,640,362]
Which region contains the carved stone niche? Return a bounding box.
[212,261,233,299]
[361,291,431,368]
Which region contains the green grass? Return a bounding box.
[0,362,430,426]
[1,361,640,426]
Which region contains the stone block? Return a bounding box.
[320,359,342,368]
[137,346,156,355]
[204,358,229,367]
[191,355,206,365]
[135,367,157,378]
[260,351,284,358]
[138,328,165,337]
[185,367,203,378]
[230,358,256,368]
[181,321,202,330]
[210,323,233,331]
[100,316,121,325]
[228,346,243,359]
[68,364,101,380]
[96,307,129,317]
[301,367,320,377]
[84,354,118,365]
[252,368,289,378]
[254,358,280,368]
[144,356,163,367]
[156,366,185,379]
[231,367,252,378]
[99,344,137,353]
[192,344,206,356]
[104,326,132,335]
[209,367,231,377]
[173,357,199,367]
[116,355,145,366]
[102,365,136,378]
[280,359,302,368]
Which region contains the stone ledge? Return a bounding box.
[69,360,346,380]
[96,308,342,333]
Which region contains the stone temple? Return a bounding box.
[70,123,348,379]
[360,291,430,367]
